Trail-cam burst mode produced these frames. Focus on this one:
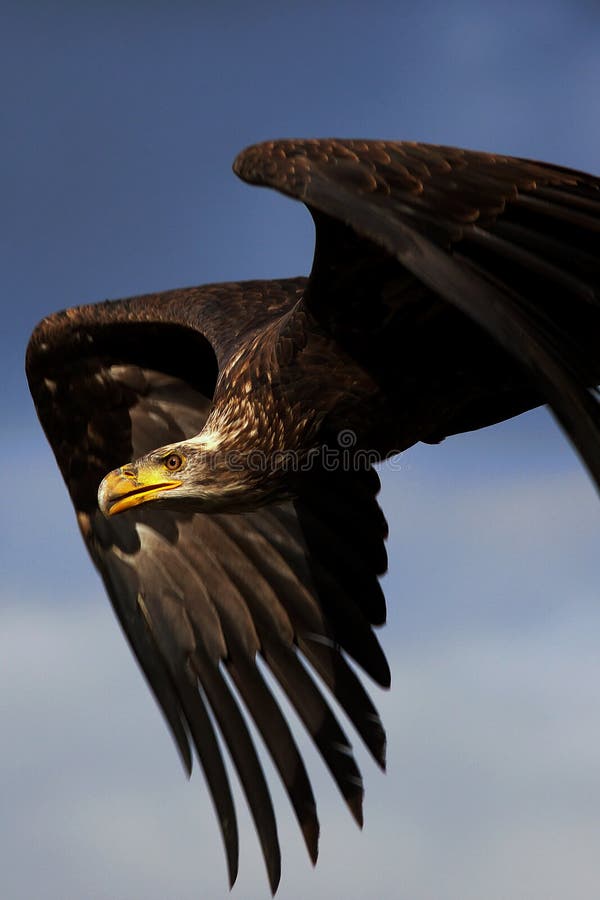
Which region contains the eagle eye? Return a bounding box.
[164,452,184,473]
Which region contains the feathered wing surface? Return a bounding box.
[26,288,389,894]
[28,139,600,893]
[235,140,600,489]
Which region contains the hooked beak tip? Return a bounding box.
[98,467,132,517]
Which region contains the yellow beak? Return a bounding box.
[98,465,182,517]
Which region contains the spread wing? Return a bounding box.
[234,139,600,491]
[26,290,388,894]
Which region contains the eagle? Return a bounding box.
[26,139,600,893]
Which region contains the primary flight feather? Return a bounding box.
[26,139,600,893]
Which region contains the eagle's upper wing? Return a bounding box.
[234,140,600,491]
[26,289,388,894]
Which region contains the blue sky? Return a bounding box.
[3,2,600,897]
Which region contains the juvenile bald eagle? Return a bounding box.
[26,140,600,893]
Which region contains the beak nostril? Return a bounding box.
[121,467,136,479]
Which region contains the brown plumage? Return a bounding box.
[26,139,600,893]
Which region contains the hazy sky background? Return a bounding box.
[3,2,600,898]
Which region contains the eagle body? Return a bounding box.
[26,139,600,893]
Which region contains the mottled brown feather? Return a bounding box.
[26,138,600,893]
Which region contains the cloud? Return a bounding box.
[4,598,600,899]
[3,452,600,899]
[378,431,600,640]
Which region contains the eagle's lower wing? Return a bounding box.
[26,306,388,893]
[235,140,600,490]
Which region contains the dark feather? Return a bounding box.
[27,137,600,892]
[27,325,388,888]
